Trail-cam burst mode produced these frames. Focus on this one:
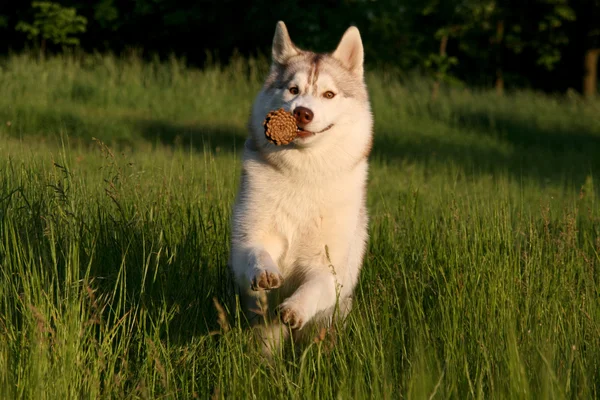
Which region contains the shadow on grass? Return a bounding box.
[84,213,239,344]
[136,118,247,154]
[5,104,598,189]
[371,109,600,189]
[132,112,600,189]
[450,108,600,153]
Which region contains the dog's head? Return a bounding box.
[249,21,371,152]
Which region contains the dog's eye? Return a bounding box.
[289,87,299,95]
[323,91,336,99]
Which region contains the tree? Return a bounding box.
[424,29,460,99]
[16,1,87,60]
[420,0,464,99]
[574,0,600,98]
[583,49,600,98]
[448,0,575,94]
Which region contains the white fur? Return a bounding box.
[228,21,373,354]
[332,26,364,76]
[271,21,299,65]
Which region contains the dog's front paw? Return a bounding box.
[251,270,283,291]
[278,302,306,330]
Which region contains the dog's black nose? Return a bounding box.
[293,106,314,127]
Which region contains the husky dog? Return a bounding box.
[229,21,373,353]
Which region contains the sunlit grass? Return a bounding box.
[0,53,599,399]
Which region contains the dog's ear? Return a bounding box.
[272,21,299,65]
[332,26,364,76]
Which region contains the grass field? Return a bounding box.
[1,52,599,399]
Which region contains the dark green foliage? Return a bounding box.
[15,1,87,56]
[0,0,599,93]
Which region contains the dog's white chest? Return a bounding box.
[248,166,325,234]
[241,157,364,264]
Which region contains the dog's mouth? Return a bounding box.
[296,124,334,139]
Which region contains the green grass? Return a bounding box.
[1,52,599,399]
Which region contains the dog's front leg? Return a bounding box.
[278,267,340,330]
[231,243,284,326]
[277,202,365,331]
[231,243,284,291]
[246,247,284,291]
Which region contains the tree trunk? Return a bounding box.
[431,34,448,101]
[495,68,504,96]
[40,38,46,62]
[583,49,599,99]
[494,20,505,96]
